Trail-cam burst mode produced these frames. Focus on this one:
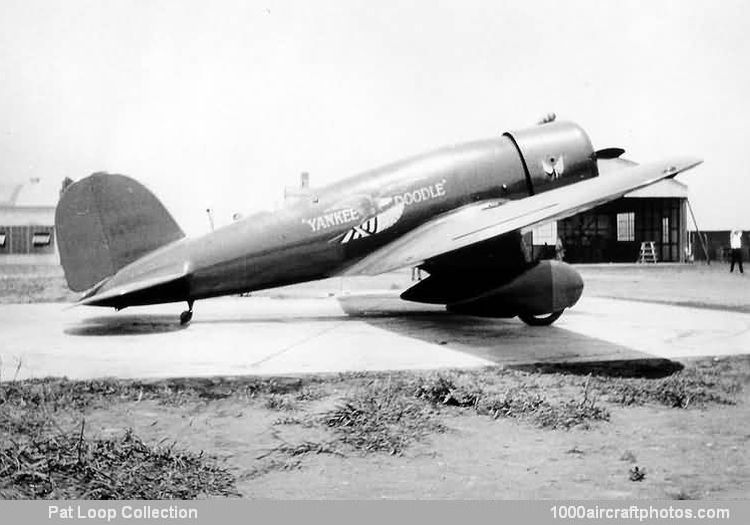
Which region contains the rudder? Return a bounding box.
[55,172,185,292]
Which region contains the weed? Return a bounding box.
[259,440,340,459]
[0,427,237,499]
[324,378,443,455]
[414,373,609,430]
[272,415,317,427]
[671,489,698,500]
[597,367,740,408]
[629,466,646,482]
[244,458,302,480]
[531,397,610,430]
[414,374,482,407]
[264,394,297,412]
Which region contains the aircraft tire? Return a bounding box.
[180,310,193,326]
[518,310,564,326]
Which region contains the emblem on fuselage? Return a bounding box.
[338,201,405,244]
[542,155,565,179]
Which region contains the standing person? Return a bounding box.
[730,229,744,274]
[555,236,566,261]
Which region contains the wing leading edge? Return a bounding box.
[342,157,702,276]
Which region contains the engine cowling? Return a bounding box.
[443,260,583,319]
[503,120,599,195]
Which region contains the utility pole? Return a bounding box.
[686,199,710,264]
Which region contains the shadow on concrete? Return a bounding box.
[65,315,189,336]
[336,294,685,377]
[511,359,684,379]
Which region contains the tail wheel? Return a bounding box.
[518,310,564,326]
[180,299,194,326]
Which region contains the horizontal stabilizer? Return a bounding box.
[77,268,189,308]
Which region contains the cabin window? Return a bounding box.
[32,232,51,246]
[0,232,6,247]
[616,212,635,241]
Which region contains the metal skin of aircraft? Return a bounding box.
[55,119,702,326]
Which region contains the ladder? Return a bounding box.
[638,241,658,263]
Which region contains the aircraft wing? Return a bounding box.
[342,157,702,276]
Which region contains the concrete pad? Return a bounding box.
[558,297,750,359]
[0,294,748,381]
[0,296,490,380]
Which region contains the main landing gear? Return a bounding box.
[180,300,194,326]
[518,310,564,326]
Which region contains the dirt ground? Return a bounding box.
[35,356,743,500]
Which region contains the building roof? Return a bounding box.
[0,205,56,226]
[0,179,59,207]
[624,178,688,199]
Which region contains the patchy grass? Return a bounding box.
[323,379,444,455]
[259,440,341,459]
[262,386,327,412]
[272,415,317,427]
[0,375,328,411]
[0,427,237,499]
[2,355,748,493]
[413,372,610,429]
[244,457,303,480]
[264,394,298,412]
[0,378,261,499]
[413,373,482,407]
[593,364,742,408]
[516,357,748,409]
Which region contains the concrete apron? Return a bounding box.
[0,294,748,381]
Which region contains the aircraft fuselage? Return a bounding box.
[85,121,597,308]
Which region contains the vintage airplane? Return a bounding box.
[55,119,701,326]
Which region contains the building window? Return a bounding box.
[616,212,635,241]
[532,222,557,245]
[662,217,670,244]
[32,232,51,246]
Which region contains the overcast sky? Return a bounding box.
[1,0,748,234]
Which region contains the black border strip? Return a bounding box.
[502,132,534,196]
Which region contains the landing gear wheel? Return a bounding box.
[180,300,195,326]
[518,310,564,326]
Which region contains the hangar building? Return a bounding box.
[531,178,690,263]
[0,180,59,265]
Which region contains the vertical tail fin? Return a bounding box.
[55,173,185,292]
